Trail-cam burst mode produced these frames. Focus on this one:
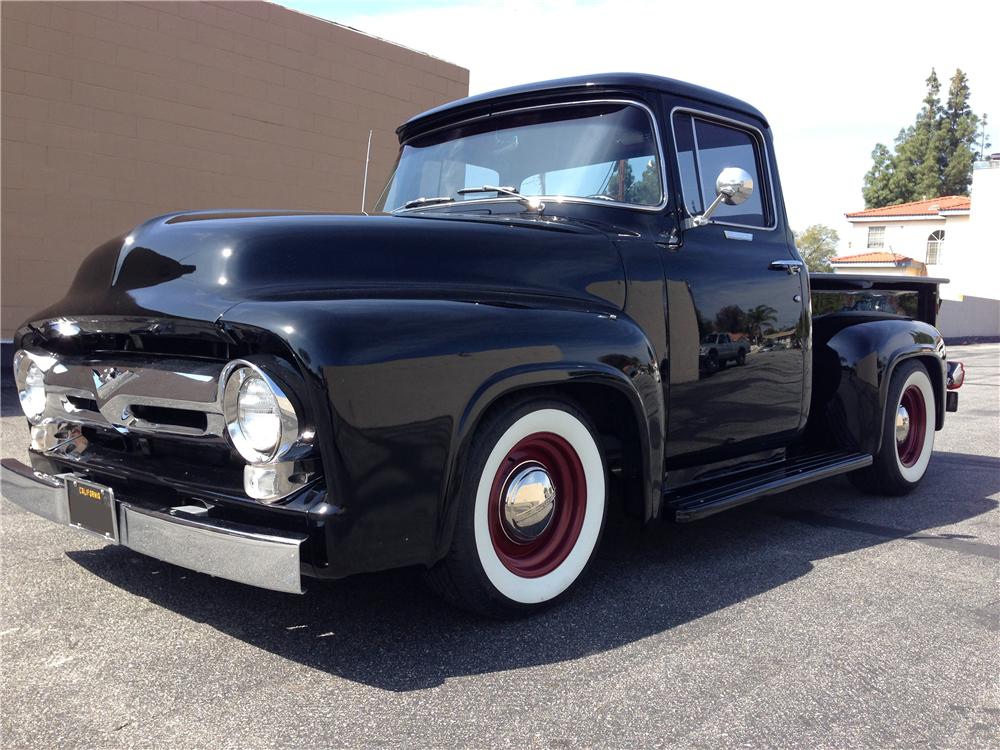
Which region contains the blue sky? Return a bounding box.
[281,0,998,243]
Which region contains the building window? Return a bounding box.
[867,226,885,249]
[926,230,945,264]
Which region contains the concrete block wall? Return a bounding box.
[1,1,469,337]
[939,297,1000,339]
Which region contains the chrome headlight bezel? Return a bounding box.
[13,350,50,424]
[222,360,299,464]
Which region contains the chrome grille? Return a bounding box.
[31,353,227,439]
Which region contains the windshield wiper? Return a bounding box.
[402,196,454,209]
[456,185,544,212]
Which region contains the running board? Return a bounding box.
[664,451,873,522]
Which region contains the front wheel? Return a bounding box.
[850,360,936,495]
[704,351,719,373]
[425,398,607,617]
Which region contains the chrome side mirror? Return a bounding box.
[684,167,754,228]
[715,167,754,206]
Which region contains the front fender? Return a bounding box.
[811,317,945,454]
[223,298,663,576]
[443,350,663,550]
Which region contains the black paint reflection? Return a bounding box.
[663,227,806,459]
[113,246,196,290]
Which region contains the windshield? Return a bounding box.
[375,101,663,212]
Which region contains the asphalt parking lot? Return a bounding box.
[1,344,997,749]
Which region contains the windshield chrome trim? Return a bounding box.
[388,98,669,215]
[669,105,779,232]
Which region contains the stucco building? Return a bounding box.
[832,156,1000,337]
[831,194,969,279]
[1,1,469,339]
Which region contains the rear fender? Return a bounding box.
[810,317,946,454]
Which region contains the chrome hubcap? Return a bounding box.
[895,405,911,443]
[501,462,557,543]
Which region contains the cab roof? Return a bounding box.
[397,72,768,143]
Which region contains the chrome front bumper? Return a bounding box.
[1,458,306,594]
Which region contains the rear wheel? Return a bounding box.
[736,350,746,366]
[849,360,936,495]
[425,397,607,617]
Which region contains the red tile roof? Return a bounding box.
[830,252,915,264]
[846,195,970,218]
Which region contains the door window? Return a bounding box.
[673,112,769,228]
[673,113,704,216]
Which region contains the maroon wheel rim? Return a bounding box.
[487,432,587,578]
[897,385,927,468]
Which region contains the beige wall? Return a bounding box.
[1,1,469,337]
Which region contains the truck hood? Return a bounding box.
[34,210,626,326]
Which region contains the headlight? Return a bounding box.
[698,346,709,356]
[223,362,298,463]
[13,350,47,423]
[238,376,281,453]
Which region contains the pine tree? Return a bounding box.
[862,143,897,208]
[888,126,918,203]
[911,68,944,199]
[861,69,984,208]
[940,70,980,195]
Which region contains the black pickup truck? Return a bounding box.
[3,73,966,617]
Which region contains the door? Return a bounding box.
[663,107,806,460]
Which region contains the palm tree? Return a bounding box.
[746,304,778,345]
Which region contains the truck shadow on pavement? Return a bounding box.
[67,450,998,692]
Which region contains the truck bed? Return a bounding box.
[810,273,949,327]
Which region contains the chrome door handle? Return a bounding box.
[769,259,804,274]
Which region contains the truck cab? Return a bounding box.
[2,73,963,617]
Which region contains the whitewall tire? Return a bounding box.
[425,398,607,617]
[850,360,936,495]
